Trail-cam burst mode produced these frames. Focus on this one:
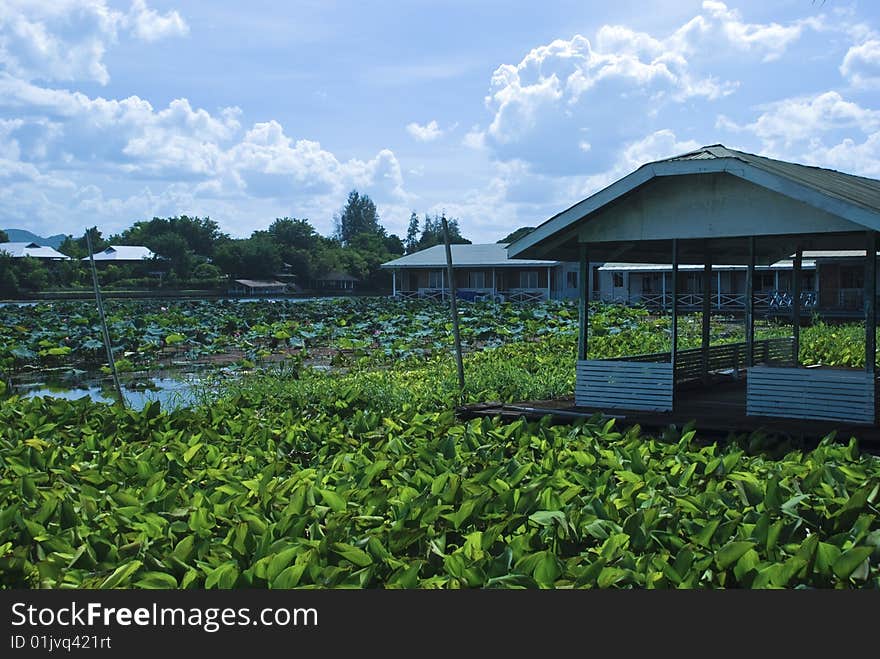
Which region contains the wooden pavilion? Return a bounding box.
[507,145,880,426]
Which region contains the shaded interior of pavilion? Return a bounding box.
[576,231,879,427]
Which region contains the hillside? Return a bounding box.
[2,228,69,248]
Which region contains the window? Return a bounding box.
[840,265,863,289]
[519,271,538,288]
[428,270,444,288]
[566,271,578,289]
[755,272,775,291]
[468,271,486,289]
[801,272,815,291]
[612,273,624,288]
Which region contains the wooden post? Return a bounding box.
[717,271,722,310]
[866,231,877,374]
[578,244,588,361]
[661,270,667,311]
[745,236,755,368]
[546,266,551,301]
[86,228,124,407]
[442,215,465,400]
[792,247,802,366]
[392,269,397,297]
[671,239,679,406]
[702,250,711,381]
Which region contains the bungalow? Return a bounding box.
[228,279,287,295]
[508,143,880,425]
[82,245,156,262]
[381,243,579,302]
[314,271,358,291]
[0,242,69,260]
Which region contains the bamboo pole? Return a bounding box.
[442,215,465,401]
[86,228,125,407]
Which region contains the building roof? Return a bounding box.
[83,245,156,261]
[316,271,359,281]
[0,241,69,259]
[233,279,286,288]
[381,243,560,269]
[668,145,880,211]
[599,259,818,272]
[508,144,880,264]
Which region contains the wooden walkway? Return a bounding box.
[459,378,880,448]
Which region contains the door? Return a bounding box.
[612,272,627,302]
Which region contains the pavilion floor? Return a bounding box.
[459,376,880,449]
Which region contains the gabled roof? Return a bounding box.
[669,145,880,211]
[508,144,880,262]
[0,242,69,259]
[233,279,286,288]
[381,243,559,269]
[84,245,156,261]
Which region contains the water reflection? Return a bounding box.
[13,371,205,410]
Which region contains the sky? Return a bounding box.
[1,0,879,243]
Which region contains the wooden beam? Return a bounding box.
[745,236,755,368]
[792,247,802,366]
[866,231,877,374]
[578,244,588,361]
[702,249,711,381]
[671,239,679,408]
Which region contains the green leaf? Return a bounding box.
[134,572,178,589]
[832,547,873,580]
[99,560,143,589]
[333,543,373,568]
[318,489,346,512]
[205,562,239,589]
[715,542,755,570]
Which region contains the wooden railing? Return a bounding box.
[608,337,796,384]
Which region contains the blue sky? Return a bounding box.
[1,0,879,242]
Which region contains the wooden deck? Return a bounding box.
[459,377,880,449]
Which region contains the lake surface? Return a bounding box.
[12,370,207,410]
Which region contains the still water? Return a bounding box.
[13,371,206,410]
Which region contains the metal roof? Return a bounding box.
[0,242,69,259]
[84,245,156,261]
[599,259,817,272]
[381,243,560,269]
[508,143,880,264]
[669,144,880,212]
[233,279,286,287]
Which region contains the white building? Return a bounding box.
[0,242,69,259]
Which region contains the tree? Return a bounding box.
[498,227,535,244]
[334,190,381,245]
[0,229,8,243]
[213,238,282,280]
[59,228,107,258]
[404,212,420,253]
[116,215,227,258]
[267,217,320,250]
[417,213,471,251]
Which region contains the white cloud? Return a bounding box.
[575,129,701,197]
[841,39,880,89]
[126,0,189,42]
[717,92,880,149]
[462,126,486,150]
[0,1,188,85]
[717,92,880,178]
[406,120,443,142]
[695,1,810,62]
[478,1,818,171]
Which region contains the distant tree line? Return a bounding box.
[0,190,474,297]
